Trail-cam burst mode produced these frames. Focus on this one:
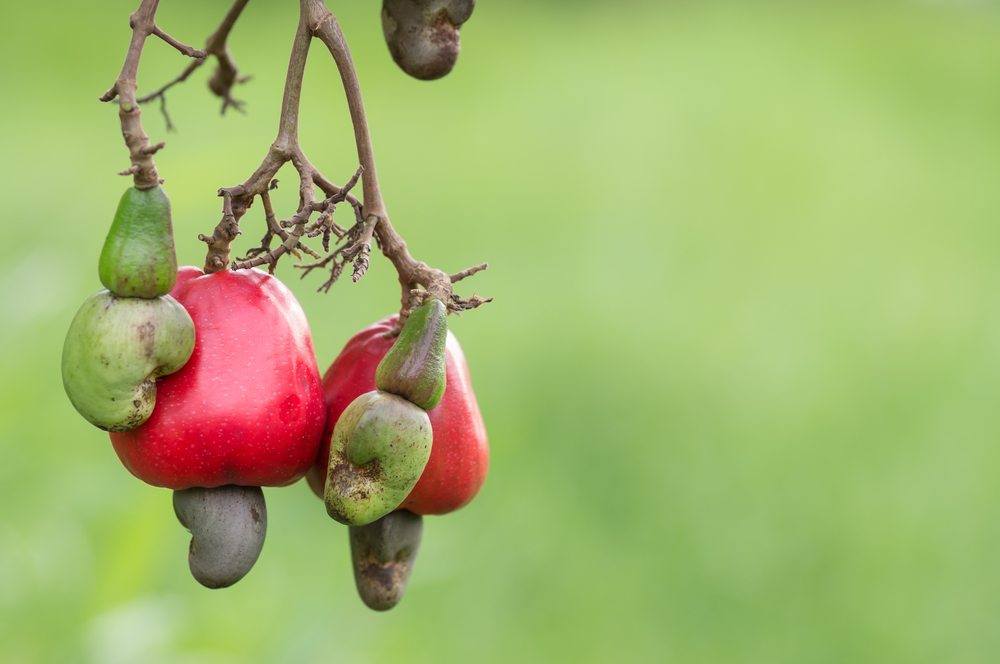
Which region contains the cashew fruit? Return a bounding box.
[375,299,448,410]
[325,390,432,526]
[307,314,489,515]
[99,186,178,298]
[350,510,423,611]
[382,0,475,80]
[110,268,326,490]
[62,290,194,431]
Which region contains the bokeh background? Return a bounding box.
[2,0,1000,661]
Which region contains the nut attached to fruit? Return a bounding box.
[324,390,432,526]
[382,0,475,80]
[173,485,267,589]
[62,291,195,431]
[350,510,423,611]
[99,186,178,299]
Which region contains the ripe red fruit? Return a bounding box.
[307,315,489,515]
[111,268,326,489]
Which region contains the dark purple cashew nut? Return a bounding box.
[349,510,423,611]
[173,485,267,589]
[382,0,476,80]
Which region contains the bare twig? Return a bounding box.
[306,0,490,315]
[233,197,307,274]
[138,0,252,127]
[191,0,490,315]
[100,0,203,188]
[151,25,207,59]
[451,263,489,283]
[201,3,361,272]
[236,185,323,272]
[295,214,376,292]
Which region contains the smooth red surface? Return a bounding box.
[307,315,489,515]
[111,268,326,489]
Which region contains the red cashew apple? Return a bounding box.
[307,315,489,515]
[111,267,326,490]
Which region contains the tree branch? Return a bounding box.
[151,25,207,59]
[196,0,491,317]
[200,0,357,273]
[138,0,252,128]
[306,0,489,315]
[100,0,203,188]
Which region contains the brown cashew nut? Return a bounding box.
[173,485,267,589]
[350,510,423,611]
[382,0,475,80]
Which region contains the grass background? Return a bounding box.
[2,0,1000,661]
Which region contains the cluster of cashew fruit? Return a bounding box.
[311,300,488,609]
[382,0,475,80]
[61,190,488,608]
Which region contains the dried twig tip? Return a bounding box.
[451,263,489,283]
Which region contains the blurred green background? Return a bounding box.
[2,0,1000,661]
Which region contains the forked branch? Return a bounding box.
[100,0,205,188]
[292,0,493,314]
[198,5,362,274]
[138,0,252,129]
[106,0,490,318]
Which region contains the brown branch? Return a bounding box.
[295,215,376,293]
[306,0,489,315]
[199,0,490,316]
[137,0,252,127]
[205,0,254,115]
[451,263,489,283]
[151,25,207,59]
[100,0,203,188]
[200,4,359,273]
[235,186,323,272]
[198,189,244,272]
[233,191,308,274]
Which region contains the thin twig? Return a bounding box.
[451,263,489,283]
[199,5,362,275]
[100,0,202,188]
[189,0,490,315]
[137,0,252,127]
[307,0,490,314]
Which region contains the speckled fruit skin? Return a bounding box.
[307,315,488,515]
[111,268,326,489]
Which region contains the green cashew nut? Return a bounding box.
[325,391,432,526]
[62,291,195,431]
[99,186,178,298]
[375,299,448,410]
[350,510,423,611]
